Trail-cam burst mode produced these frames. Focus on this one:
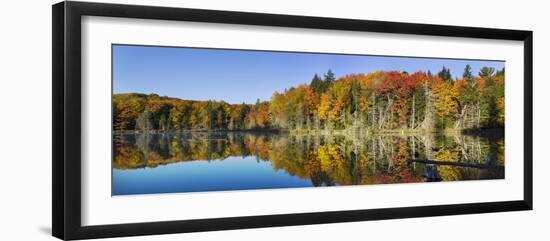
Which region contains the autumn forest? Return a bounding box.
[113,65,504,134]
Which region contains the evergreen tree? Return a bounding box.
[463,64,473,82]
[310,74,324,93]
[323,69,336,86]
[438,66,452,81]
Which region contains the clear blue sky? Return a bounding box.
[113,45,504,104]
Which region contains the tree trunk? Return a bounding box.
[411,94,415,129]
[371,93,376,129]
[421,81,434,130]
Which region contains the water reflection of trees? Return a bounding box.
[113,132,504,185]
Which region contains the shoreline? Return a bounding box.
[114,127,504,137]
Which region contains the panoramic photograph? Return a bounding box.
[111,45,505,196]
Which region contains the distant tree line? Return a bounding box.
[113,66,504,133]
[113,94,270,132]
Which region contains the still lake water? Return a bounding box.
[112,131,504,195]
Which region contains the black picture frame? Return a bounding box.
[52,1,533,240]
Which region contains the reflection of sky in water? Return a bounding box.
[113,156,312,195]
